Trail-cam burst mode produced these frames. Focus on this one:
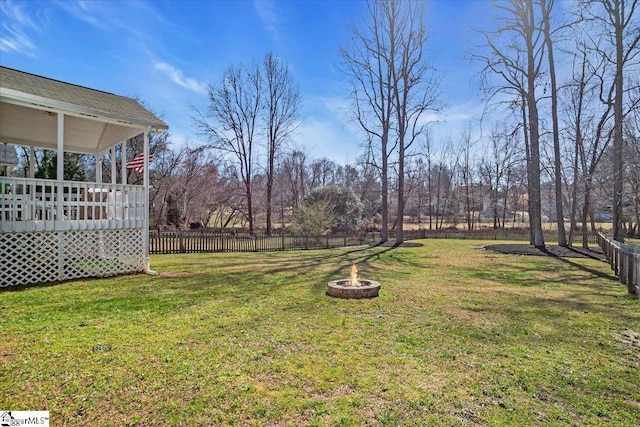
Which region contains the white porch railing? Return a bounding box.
[0,177,145,232]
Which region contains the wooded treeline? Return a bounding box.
[11,0,640,247]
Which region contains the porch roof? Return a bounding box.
[0,66,168,155]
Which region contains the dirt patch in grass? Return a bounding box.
[484,243,605,260]
[612,329,640,349]
[0,344,16,363]
[376,241,424,248]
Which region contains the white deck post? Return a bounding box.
[111,147,117,184]
[57,113,64,180]
[143,126,157,275]
[56,113,65,220]
[95,155,102,184]
[57,113,64,280]
[29,146,35,178]
[120,142,127,185]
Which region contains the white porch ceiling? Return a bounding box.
[0,66,168,155]
[0,102,145,154]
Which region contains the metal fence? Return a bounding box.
[149,230,382,254]
[149,228,598,255]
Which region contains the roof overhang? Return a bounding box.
[0,71,168,156]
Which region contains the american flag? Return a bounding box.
[126,153,153,173]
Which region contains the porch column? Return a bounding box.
[56,113,64,221]
[120,142,127,185]
[143,126,156,275]
[29,146,34,178]
[95,155,102,184]
[111,147,117,184]
[56,113,64,281]
[57,113,64,180]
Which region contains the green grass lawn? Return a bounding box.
[2,239,639,426]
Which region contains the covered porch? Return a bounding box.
[0,66,168,287]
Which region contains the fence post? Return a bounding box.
[178,231,185,253]
[597,232,639,298]
[281,233,285,251]
[626,253,635,294]
[619,250,627,285]
[635,254,640,297]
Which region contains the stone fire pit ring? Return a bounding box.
[326,279,380,299]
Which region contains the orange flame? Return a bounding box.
[348,264,359,286]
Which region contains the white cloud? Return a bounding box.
[154,61,208,94]
[253,0,280,41]
[0,0,40,55]
[54,0,171,47]
[54,0,106,28]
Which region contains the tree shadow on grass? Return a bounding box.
[466,255,636,321]
[244,245,401,293]
[104,245,404,308]
[538,246,617,282]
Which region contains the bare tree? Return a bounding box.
[585,0,640,242]
[355,150,383,230]
[309,158,338,189]
[175,147,224,228]
[420,133,434,229]
[563,41,614,248]
[387,0,441,243]
[342,0,439,243]
[458,128,477,230]
[149,143,184,229]
[541,0,568,246]
[624,103,640,236]
[473,0,547,248]
[481,125,521,229]
[341,0,396,243]
[194,62,262,235]
[281,148,309,214]
[263,52,301,236]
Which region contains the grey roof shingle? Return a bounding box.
[0,66,167,129]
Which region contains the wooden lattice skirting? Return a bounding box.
[0,228,144,287]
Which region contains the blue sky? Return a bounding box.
[0,0,490,164]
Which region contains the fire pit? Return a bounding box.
[326,264,380,299]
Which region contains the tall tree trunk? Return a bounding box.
[580,176,593,249]
[246,180,254,236]
[502,171,510,230]
[525,0,545,248]
[612,2,625,242]
[435,168,441,230]
[541,0,567,246]
[381,134,389,243]
[520,96,535,244]
[266,168,273,236]
[568,133,580,247]
[396,141,405,243]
